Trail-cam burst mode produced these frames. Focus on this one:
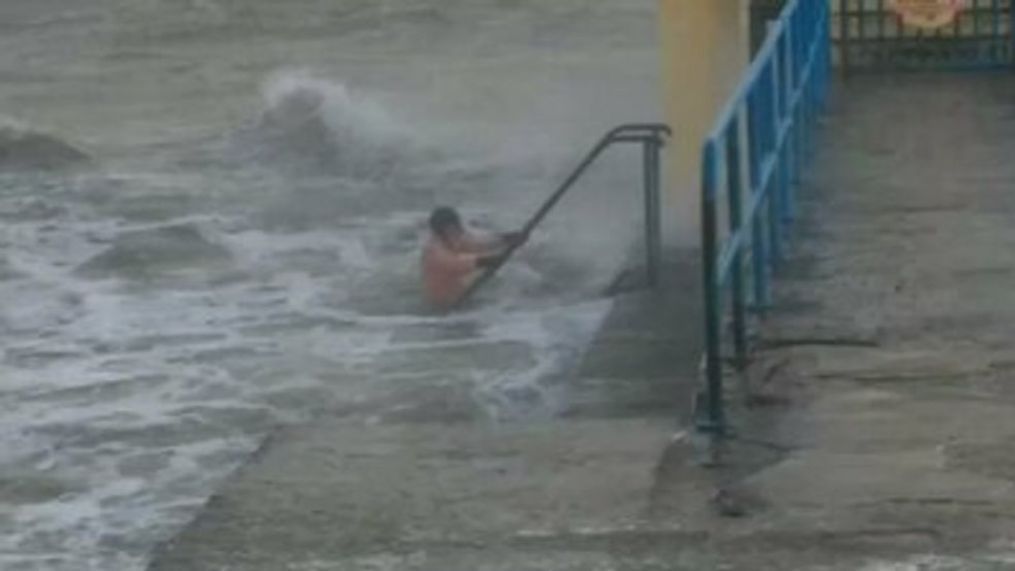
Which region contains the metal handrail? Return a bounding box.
[453,123,671,309]
[698,0,831,434]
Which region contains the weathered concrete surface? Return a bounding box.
[150,74,1015,570]
[718,73,1015,567]
[564,248,702,420]
[149,419,679,571]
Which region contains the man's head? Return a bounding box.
[429,207,463,242]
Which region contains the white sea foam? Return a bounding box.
[0,0,660,566]
[0,187,617,569]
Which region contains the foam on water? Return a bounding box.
[0,163,617,570]
[0,0,660,567]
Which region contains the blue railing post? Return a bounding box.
[800,34,813,164]
[700,142,725,434]
[767,60,784,266]
[783,25,799,223]
[820,1,832,108]
[725,126,748,369]
[747,90,770,310]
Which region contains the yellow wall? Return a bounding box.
[659,0,749,244]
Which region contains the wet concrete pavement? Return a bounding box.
[146,245,703,571]
[149,73,1015,570]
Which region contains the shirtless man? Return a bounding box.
[421,207,526,310]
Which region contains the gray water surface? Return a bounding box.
[0,1,660,568]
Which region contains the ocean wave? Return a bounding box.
[75,223,233,281]
[0,120,91,171]
[229,71,428,178]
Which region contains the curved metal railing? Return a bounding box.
[453,123,671,309]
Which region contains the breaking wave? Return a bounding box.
[230,71,429,178]
[0,119,91,171]
[75,223,233,281]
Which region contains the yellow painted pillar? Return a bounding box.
[659,0,749,245]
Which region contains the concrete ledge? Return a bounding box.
[149,418,676,571]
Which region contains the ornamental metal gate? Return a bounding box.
[833,0,1015,70]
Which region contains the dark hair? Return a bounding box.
[429,207,462,236]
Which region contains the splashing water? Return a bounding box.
[0,0,661,568]
[250,71,419,176]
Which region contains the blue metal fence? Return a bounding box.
[698,0,831,434]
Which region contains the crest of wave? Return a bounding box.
[249,70,420,178]
[0,116,90,171]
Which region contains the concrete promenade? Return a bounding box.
[150,74,1015,570]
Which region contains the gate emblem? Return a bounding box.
[888,0,969,29]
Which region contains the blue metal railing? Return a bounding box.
[699,0,831,434]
